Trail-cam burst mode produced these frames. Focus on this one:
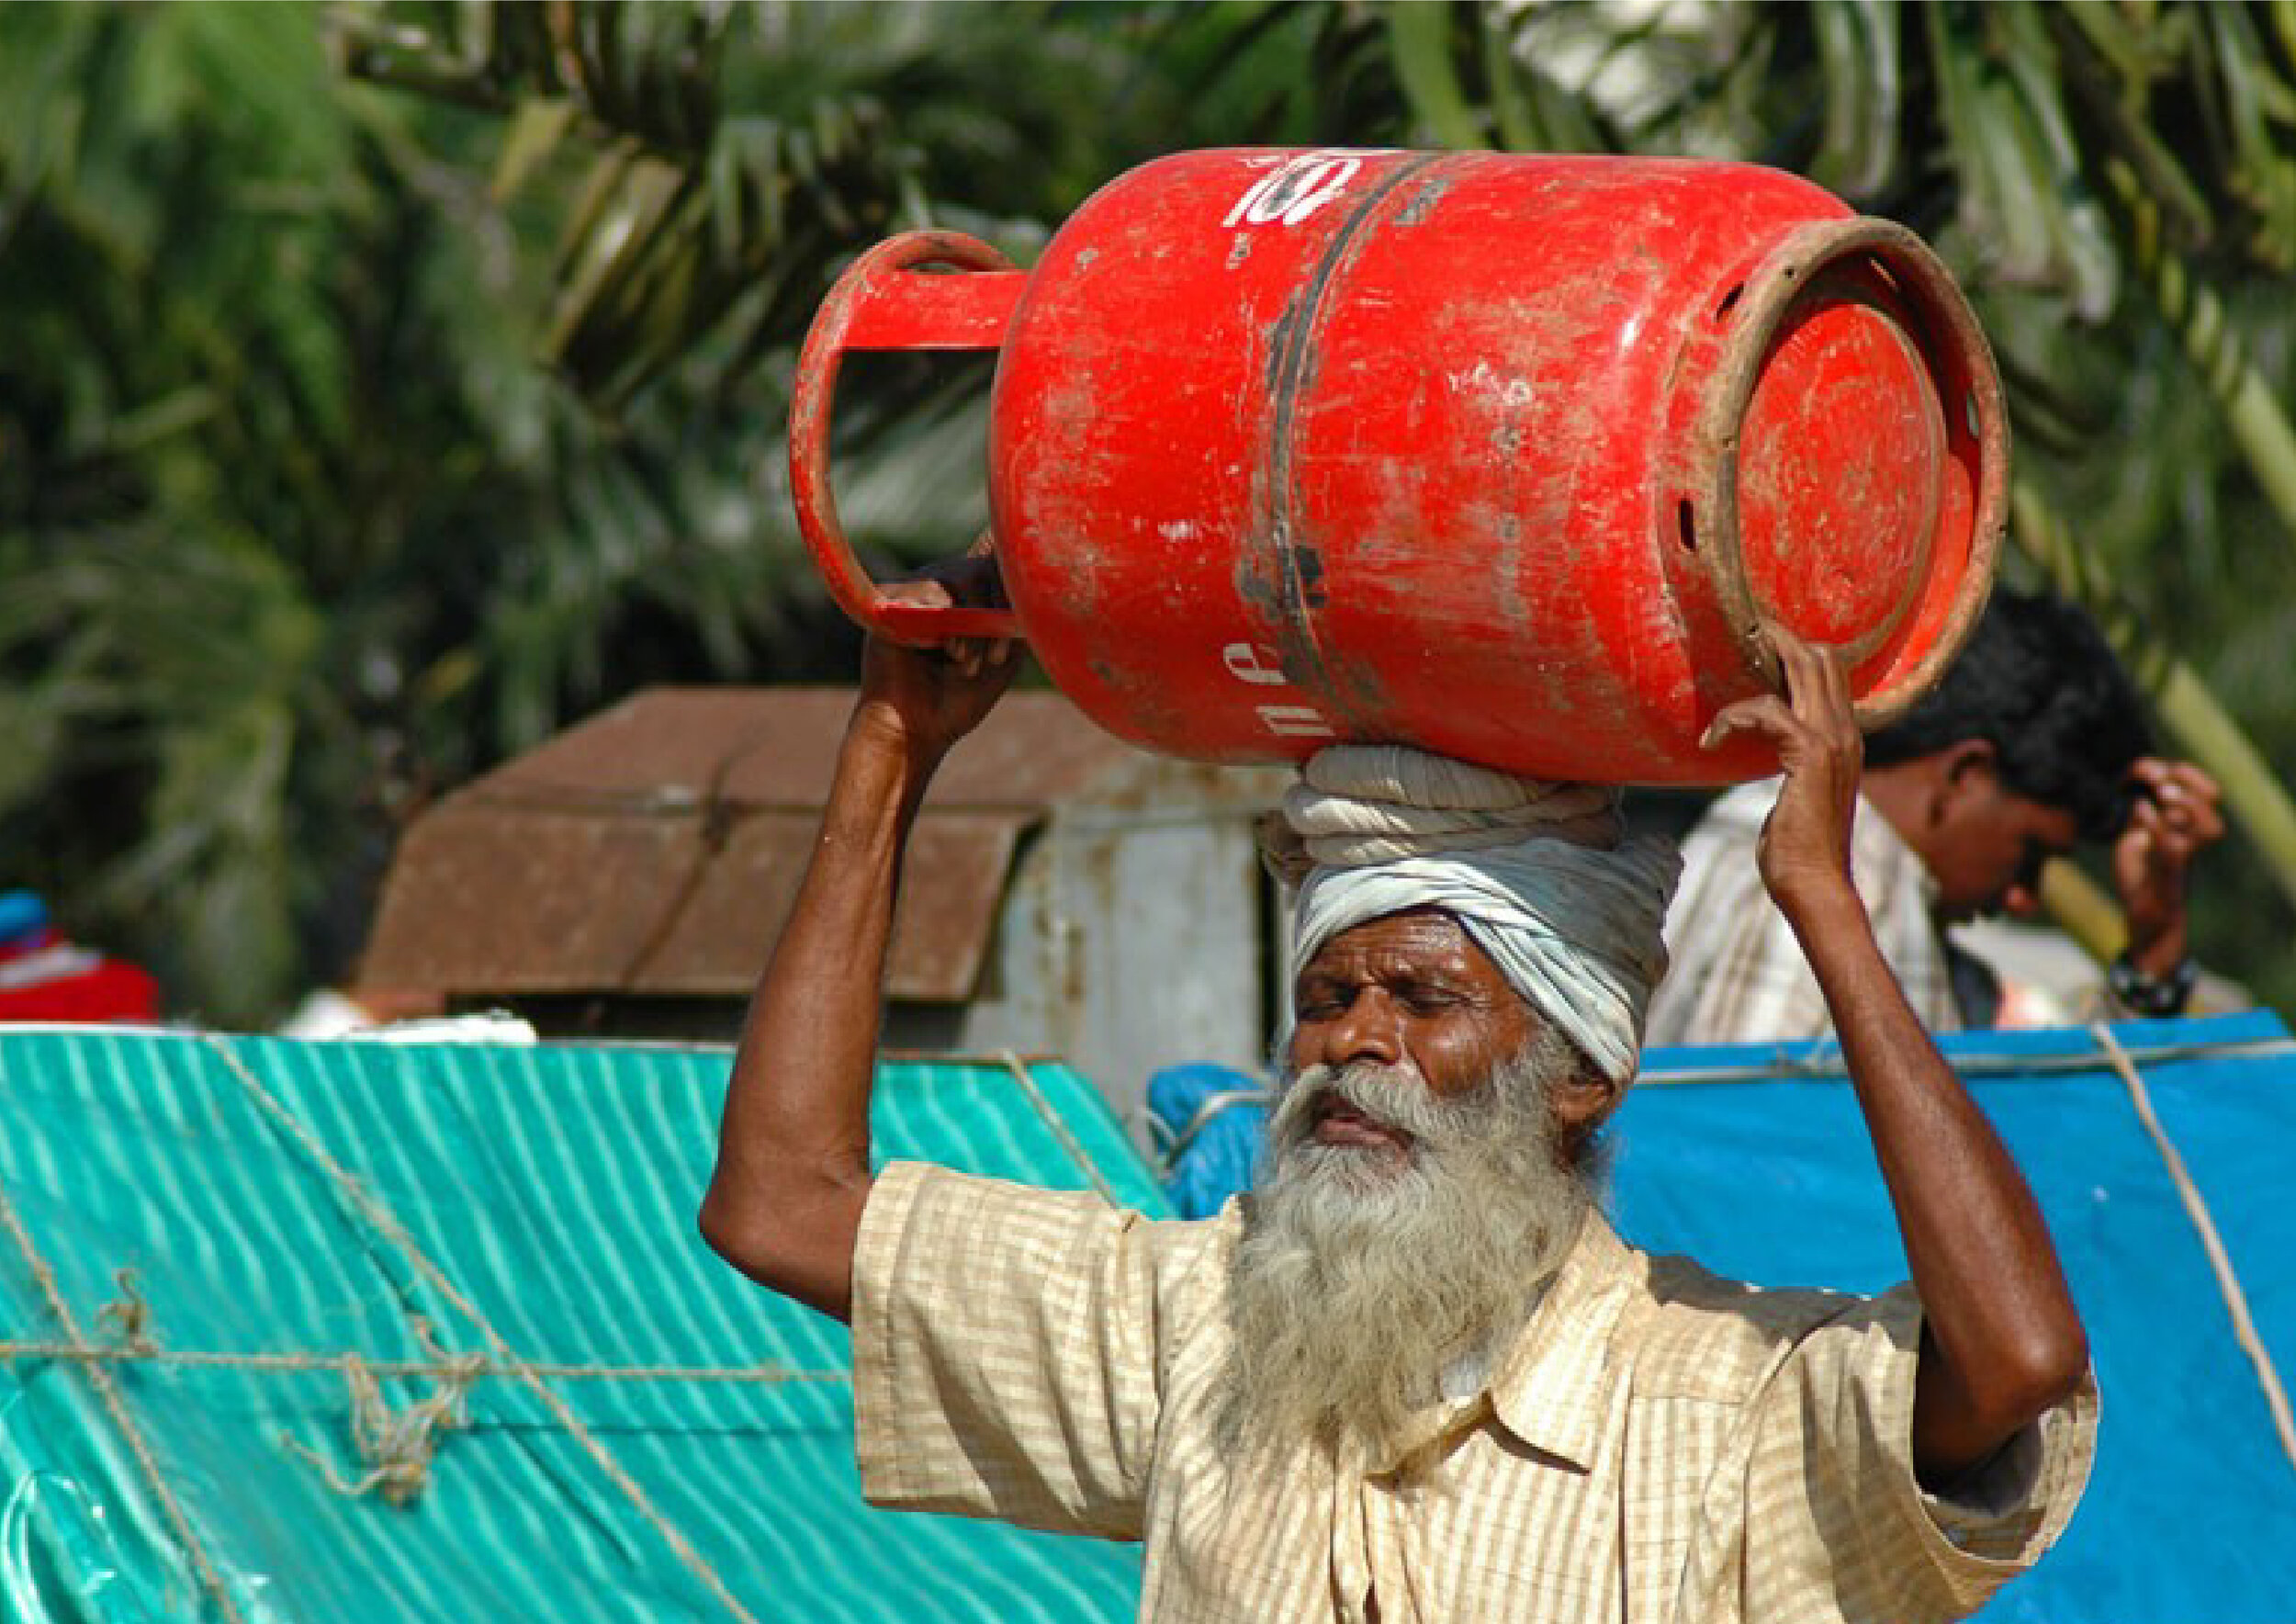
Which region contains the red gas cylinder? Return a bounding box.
[792,147,2005,784]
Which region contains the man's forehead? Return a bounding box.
[1303,907,1490,975]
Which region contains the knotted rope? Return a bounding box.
[96,1267,159,1355]
[194,1034,761,1621]
[0,1182,249,1624]
[277,1318,484,1507]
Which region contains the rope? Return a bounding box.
[279,1321,482,1507]
[1143,1088,1273,1172]
[0,1343,848,1383]
[96,1267,159,1354]
[199,1035,760,1623]
[1633,1033,2296,1088]
[995,1051,1119,1204]
[0,1180,249,1623]
[2090,1022,2296,1481]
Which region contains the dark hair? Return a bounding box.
[1864,589,2151,841]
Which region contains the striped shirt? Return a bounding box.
[1643,782,1973,1045]
[852,1161,2096,1623]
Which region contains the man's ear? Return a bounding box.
[1552,1065,1625,1171]
[1552,1066,1623,1141]
[1933,739,2000,821]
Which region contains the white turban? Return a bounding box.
[1280,746,1682,1086]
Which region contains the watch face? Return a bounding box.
[2110,956,2195,1017]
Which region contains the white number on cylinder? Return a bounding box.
[1222,153,1363,230]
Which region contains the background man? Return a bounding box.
[1646,587,2225,1044]
[700,571,2096,1622]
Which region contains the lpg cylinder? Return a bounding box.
[791,147,2005,784]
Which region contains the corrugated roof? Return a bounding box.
[358,687,1280,1004]
[0,1028,1164,1621]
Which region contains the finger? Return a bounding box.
[2139,778,2225,849]
[882,577,957,611]
[2166,791,2226,840]
[1766,624,1837,720]
[2155,766,2223,816]
[947,546,1007,609]
[2155,807,2222,860]
[1703,694,1796,750]
[1765,621,1816,699]
[1807,645,1854,744]
[1815,637,1852,717]
[2122,800,2168,855]
[2134,759,2223,807]
[1767,627,1862,764]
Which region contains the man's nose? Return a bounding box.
[2002,883,2044,919]
[1323,994,1403,1069]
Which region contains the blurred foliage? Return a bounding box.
[5,0,2296,1021]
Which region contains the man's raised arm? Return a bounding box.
[699,568,1016,1324]
[1703,626,2090,1488]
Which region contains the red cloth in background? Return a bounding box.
[0,930,163,1023]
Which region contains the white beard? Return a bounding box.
[1217,1031,1593,1472]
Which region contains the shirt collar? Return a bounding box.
[1478,1211,1640,1472]
[1359,1209,1641,1477]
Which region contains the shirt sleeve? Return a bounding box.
[1743,1285,2099,1620]
[850,1160,1207,1540]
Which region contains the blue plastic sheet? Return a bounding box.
[1143,1063,1268,1220]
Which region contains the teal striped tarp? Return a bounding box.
[0,1030,1164,1623]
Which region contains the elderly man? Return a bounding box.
[701,571,2096,1623]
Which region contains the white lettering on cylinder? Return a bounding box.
[1221,642,1289,686]
[1255,704,1337,739]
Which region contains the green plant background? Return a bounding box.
[6,0,2295,1026]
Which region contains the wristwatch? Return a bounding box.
[2107,952,2199,1018]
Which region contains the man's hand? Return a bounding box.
[854,550,1020,771]
[2113,757,2224,976]
[1701,625,1863,928]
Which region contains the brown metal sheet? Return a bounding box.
[625,808,1030,1000]
[457,686,1149,815]
[359,803,1030,1002]
[359,685,1289,1006]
